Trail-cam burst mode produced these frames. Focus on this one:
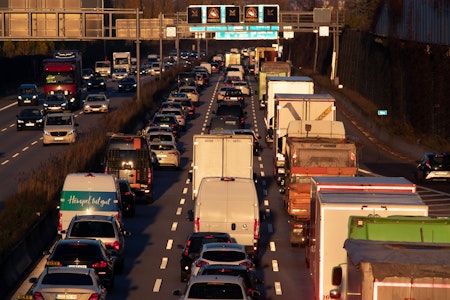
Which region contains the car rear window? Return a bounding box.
[149,134,173,142]
[210,117,240,130]
[217,105,243,116]
[52,244,103,260]
[202,250,246,262]
[188,236,231,254]
[70,221,115,238]
[42,273,94,285]
[150,144,175,151]
[188,282,244,299]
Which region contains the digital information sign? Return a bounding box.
[187,4,279,40]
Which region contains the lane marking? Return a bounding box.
[171,222,178,231]
[274,282,282,295]
[166,239,173,250]
[153,279,162,292]
[182,187,188,194]
[176,207,182,215]
[2,160,9,165]
[180,198,185,205]
[160,257,168,269]
[22,147,29,151]
[272,260,279,272]
[270,241,276,251]
[13,153,19,158]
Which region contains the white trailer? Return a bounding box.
[307,176,429,300]
[192,134,253,200]
[264,76,314,147]
[112,52,131,73]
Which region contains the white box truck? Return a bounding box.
[264,76,314,147]
[192,177,260,261]
[112,52,131,74]
[307,176,429,300]
[192,134,253,200]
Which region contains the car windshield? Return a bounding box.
[86,96,106,102]
[42,273,94,285]
[70,221,115,238]
[202,250,246,262]
[148,134,173,142]
[21,109,41,117]
[46,116,72,125]
[188,282,243,299]
[19,87,36,94]
[46,95,65,103]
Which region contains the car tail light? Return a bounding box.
[115,213,120,222]
[88,293,100,300]
[239,261,253,269]
[58,213,63,232]
[92,260,108,268]
[195,217,200,232]
[33,292,44,300]
[254,219,259,239]
[147,169,152,186]
[105,241,120,251]
[150,123,157,127]
[169,151,179,156]
[240,117,245,124]
[195,259,209,267]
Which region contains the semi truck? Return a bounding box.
[43,50,83,110]
[112,52,131,74]
[258,62,292,110]
[330,215,450,299]
[192,134,253,200]
[264,76,314,146]
[281,120,358,245]
[306,177,429,300]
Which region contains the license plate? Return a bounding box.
[54,137,64,141]
[56,294,77,299]
[24,100,31,103]
[68,265,87,268]
[158,154,167,158]
[25,123,35,127]
[160,124,169,127]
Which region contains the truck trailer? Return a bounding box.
[330,215,450,300]
[307,177,429,300]
[113,52,131,74]
[264,76,314,146]
[258,62,293,110]
[192,134,254,200]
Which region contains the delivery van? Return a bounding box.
[191,177,260,261]
[58,172,122,237]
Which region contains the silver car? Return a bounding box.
[43,112,78,145]
[83,93,109,113]
[150,141,181,169]
[29,267,106,300]
[160,107,186,131]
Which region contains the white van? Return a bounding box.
[192,177,260,261]
[58,172,122,237]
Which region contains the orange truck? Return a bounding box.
[281,120,358,246]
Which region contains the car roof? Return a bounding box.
[46,112,73,117]
[187,274,245,285]
[71,214,116,222]
[201,242,246,252]
[43,266,96,275]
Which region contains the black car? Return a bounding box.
[208,115,241,134]
[223,88,245,107]
[150,113,180,138]
[16,108,44,131]
[46,239,115,292]
[87,75,107,91]
[118,179,136,217]
[214,102,246,128]
[178,232,232,282]
[197,264,261,298]
[43,94,69,114]
[416,152,450,182]
[118,77,137,92]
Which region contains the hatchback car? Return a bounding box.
[43,93,69,114]
[118,77,137,92]
[224,88,245,107]
[167,93,195,119]
[190,243,253,277]
[62,214,130,274]
[16,108,44,131]
[150,113,180,138]
[86,74,106,91]
[30,267,106,300]
[179,232,232,282]
[118,179,136,217]
[46,239,115,292]
[217,86,234,103]
[232,80,251,96]
[17,83,39,106]
[178,86,199,107]
[82,68,95,81]
[43,112,78,145]
[150,141,181,169]
[83,93,109,113]
[160,107,186,131]
[416,152,450,182]
[197,264,261,298]
[214,102,246,128]
[159,101,183,113]
[173,275,252,300]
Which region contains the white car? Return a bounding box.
[83,93,109,113]
[178,86,199,107]
[232,80,251,96]
[190,243,253,277]
[43,112,78,145]
[150,141,181,169]
[30,267,106,300]
[111,67,128,81]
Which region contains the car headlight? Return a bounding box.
[68,129,76,135]
[118,84,123,88]
[100,82,105,85]
[61,103,67,108]
[101,104,108,108]
[84,104,90,108]
[32,95,37,99]
[133,84,137,87]
[17,119,24,123]
[18,96,23,100]
[43,103,48,107]
[43,130,50,136]
[36,119,43,123]
[87,82,92,86]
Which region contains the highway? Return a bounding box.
[7,67,450,299]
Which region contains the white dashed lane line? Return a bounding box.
[166,239,173,250]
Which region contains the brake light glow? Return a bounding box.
[195,259,209,267]
[254,219,259,239]
[195,217,200,232]
[92,260,108,268]
[239,261,253,269]
[33,292,44,300]
[88,293,100,300]
[105,241,120,251]
[58,213,63,232]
